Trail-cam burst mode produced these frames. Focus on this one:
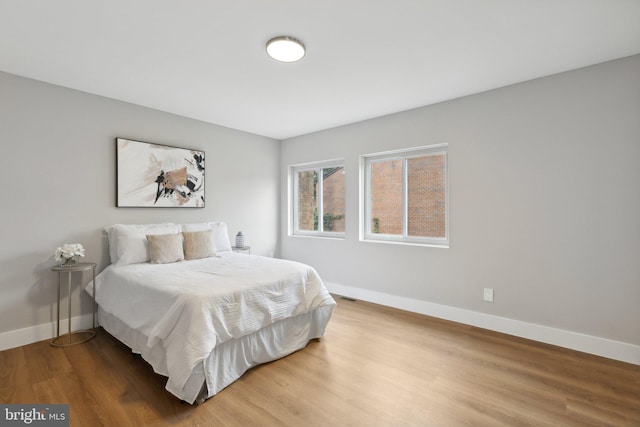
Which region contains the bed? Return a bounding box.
[86,222,336,404]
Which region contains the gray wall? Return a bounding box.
[280,55,640,347]
[2,55,638,354]
[0,71,280,336]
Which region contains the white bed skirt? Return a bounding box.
[98,304,334,404]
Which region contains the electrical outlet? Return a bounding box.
[483,288,494,302]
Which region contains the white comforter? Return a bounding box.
[87,253,336,396]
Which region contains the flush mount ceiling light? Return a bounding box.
[266,36,305,62]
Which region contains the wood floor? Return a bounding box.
[1,296,639,426]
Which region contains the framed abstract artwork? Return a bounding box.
[116,138,205,207]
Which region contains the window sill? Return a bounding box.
[289,233,346,240]
[360,237,449,249]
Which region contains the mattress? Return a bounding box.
[86,252,336,403]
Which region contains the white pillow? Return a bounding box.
[104,225,118,264]
[180,222,232,252]
[209,222,232,252]
[113,223,180,266]
[180,222,212,232]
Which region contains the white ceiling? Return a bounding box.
[1,1,639,140]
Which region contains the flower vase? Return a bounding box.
[60,256,79,267]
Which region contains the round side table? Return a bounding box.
[50,262,97,347]
[232,246,251,254]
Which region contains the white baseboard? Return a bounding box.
[326,281,640,365]
[4,287,639,366]
[0,313,96,352]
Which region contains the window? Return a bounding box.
[361,144,448,247]
[290,160,345,237]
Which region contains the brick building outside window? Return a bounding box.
[363,144,448,247]
[292,161,345,236]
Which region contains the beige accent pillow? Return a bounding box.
[146,233,184,264]
[182,230,216,260]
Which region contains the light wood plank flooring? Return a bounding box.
[1,296,639,426]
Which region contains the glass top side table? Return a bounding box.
[50,262,97,347]
[232,246,251,254]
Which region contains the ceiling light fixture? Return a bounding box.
[266,36,305,63]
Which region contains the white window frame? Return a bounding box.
[289,159,346,238]
[360,144,449,248]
